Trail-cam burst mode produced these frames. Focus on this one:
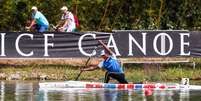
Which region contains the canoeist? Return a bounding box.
[81,40,128,84]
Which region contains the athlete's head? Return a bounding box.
[100,50,108,60]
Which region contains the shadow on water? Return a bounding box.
[0,80,201,101]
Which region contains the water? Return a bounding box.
[0,81,201,101]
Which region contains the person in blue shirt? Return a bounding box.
[81,40,128,84]
[26,6,49,32]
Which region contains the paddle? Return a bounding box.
[75,47,97,81]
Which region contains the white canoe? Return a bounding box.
[39,81,201,90]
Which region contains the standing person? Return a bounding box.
[56,6,76,32]
[81,40,128,84]
[26,6,49,32]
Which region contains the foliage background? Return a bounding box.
[0,0,201,32]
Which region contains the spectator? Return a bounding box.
[26,6,49,32]
[56,6,76,32]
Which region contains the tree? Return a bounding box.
[1,0,201,31]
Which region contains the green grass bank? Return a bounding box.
[0,59,200,83]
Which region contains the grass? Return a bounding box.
[0,58,201,82]
[0,64,201,83]
[123,63,201,83]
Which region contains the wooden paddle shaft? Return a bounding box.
[75,56,91,80]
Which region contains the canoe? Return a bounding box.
[39,81,201,90]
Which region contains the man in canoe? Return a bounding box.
[81,40,128,84]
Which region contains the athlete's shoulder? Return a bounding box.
[111,54,117,60]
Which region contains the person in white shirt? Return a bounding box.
[56,6,76,32]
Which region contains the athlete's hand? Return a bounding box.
[98,40,104,44]
[80,67,85,71]
[80,65,89,71]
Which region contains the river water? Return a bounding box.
[0,80,201,101]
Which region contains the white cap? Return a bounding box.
[100,50,106,56]
[61,6,68,11]
[31,6,37,10]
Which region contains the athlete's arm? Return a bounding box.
[81,65,99,71]
[98,40,114,55]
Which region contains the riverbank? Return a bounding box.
[0,58,200,82]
